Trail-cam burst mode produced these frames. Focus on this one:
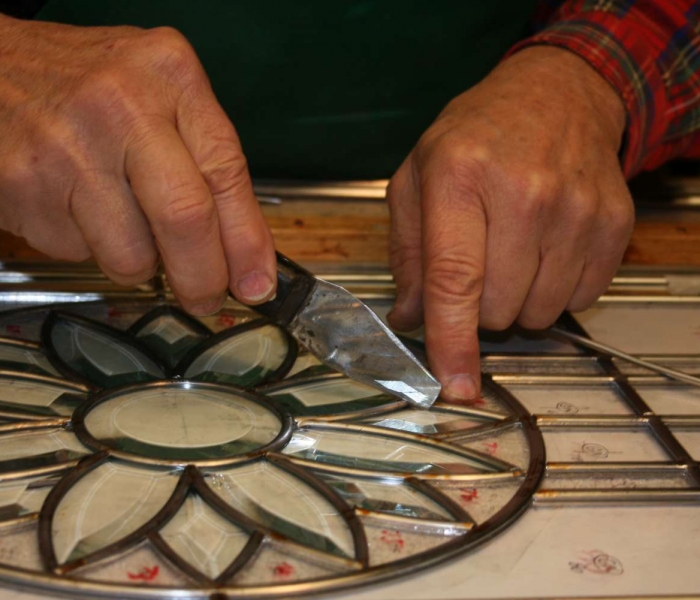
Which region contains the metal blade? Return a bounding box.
[289,279,441,408]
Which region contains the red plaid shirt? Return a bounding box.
[510,0,700,177]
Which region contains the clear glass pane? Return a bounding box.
[183,324,289,386]
[134,312,207,370]
[283,428,493,475]
[459,424,530,469]
[266,377,394,417]
[614,357,700,376]
[0,476,53,520]
[285,349,332,379]
[502,384,633,416]
[84,386,282,461]
[75,541,190,587]
[205,461,354,559]
[635,384,700,415]
[51,460,179,565]
[668,427,700,460]
[160,493,251,580]
[542,428,668,462]
[0,377,85,417]
[0,523,43,570]
[363,520,462,566]
[229,541,349,585]
[48,316,164,388]
[194,305,257,334]
[0,342,60,376]
[0,429,88,465]
[320,475,451,520]
[434,479,524,524]
[575,303,700,354]
[362,408,484,436]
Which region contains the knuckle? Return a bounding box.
[72,70,143,131]
[425,255,483,306]
[145,27,202,84]
[158,186,216,236]
[201,153,250,199]
[105,251,158,283]
[517,310,558,331]
[511,169,559,220]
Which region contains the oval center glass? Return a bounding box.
[81,384,284,461]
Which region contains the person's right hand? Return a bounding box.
[0,14,277,314]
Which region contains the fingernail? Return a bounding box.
[190,294,226,316]
[236,271,274,303]
[442,374,478,401]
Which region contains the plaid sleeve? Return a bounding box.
[507,1,700,178]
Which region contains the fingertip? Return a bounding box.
[232,270,276,305]
[439,373,481,403]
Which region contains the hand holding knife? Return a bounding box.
[249,253,442,408]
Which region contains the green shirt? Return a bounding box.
[38,1,538,179]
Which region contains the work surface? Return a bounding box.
[0,267,693,599]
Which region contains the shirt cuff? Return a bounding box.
[506,12,669,178]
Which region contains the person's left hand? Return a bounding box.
[386,47,634,402]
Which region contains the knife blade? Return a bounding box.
[251,253,441,408]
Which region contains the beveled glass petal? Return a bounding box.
[0,430,88,474]
[363,408,485,435]
[180,323,292,386]
[44,313,165,388]
[131,307,210,370]
[0,340,60,376]
[283,427,496,475]
[159,494,251,580]
[263,376,397,417]
[51,460,179,565]
[0,476,53,521]
[0,375,86,418]
[320,475,451,520]
[205,461,354,559]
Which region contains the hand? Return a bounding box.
[0,15,276,314]
[386,47,634,402]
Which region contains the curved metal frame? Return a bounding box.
[0,301,547,600]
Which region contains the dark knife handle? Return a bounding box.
[251,252,317,326]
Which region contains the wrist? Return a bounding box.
[494,46,627,153]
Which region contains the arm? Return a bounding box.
[387,0,700,402]
[516,0,700,176]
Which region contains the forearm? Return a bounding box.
[513,0,700,177]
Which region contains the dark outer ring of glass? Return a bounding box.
[174,318,299,384]
[71,380,295,467]
[0,375,545,599]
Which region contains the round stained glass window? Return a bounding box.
[0,300,544,599]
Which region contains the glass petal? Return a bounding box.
[181,323,291,386]
[160,493,251,580]
[45,313,165,388]
[205,461,354,558]
[131,307,210,370]
[285,349,333,379]
[0,376,86,418]
[321,475,451,520]
[0,476,53,521]
[363,408,484,435]
[0,430,88,474]
[0,340,60,376]
[265,376,396,417]
[458,424,530,469]
[283,428,493,475]
[51,460,179,565]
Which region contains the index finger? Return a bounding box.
[420,170,486,402]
